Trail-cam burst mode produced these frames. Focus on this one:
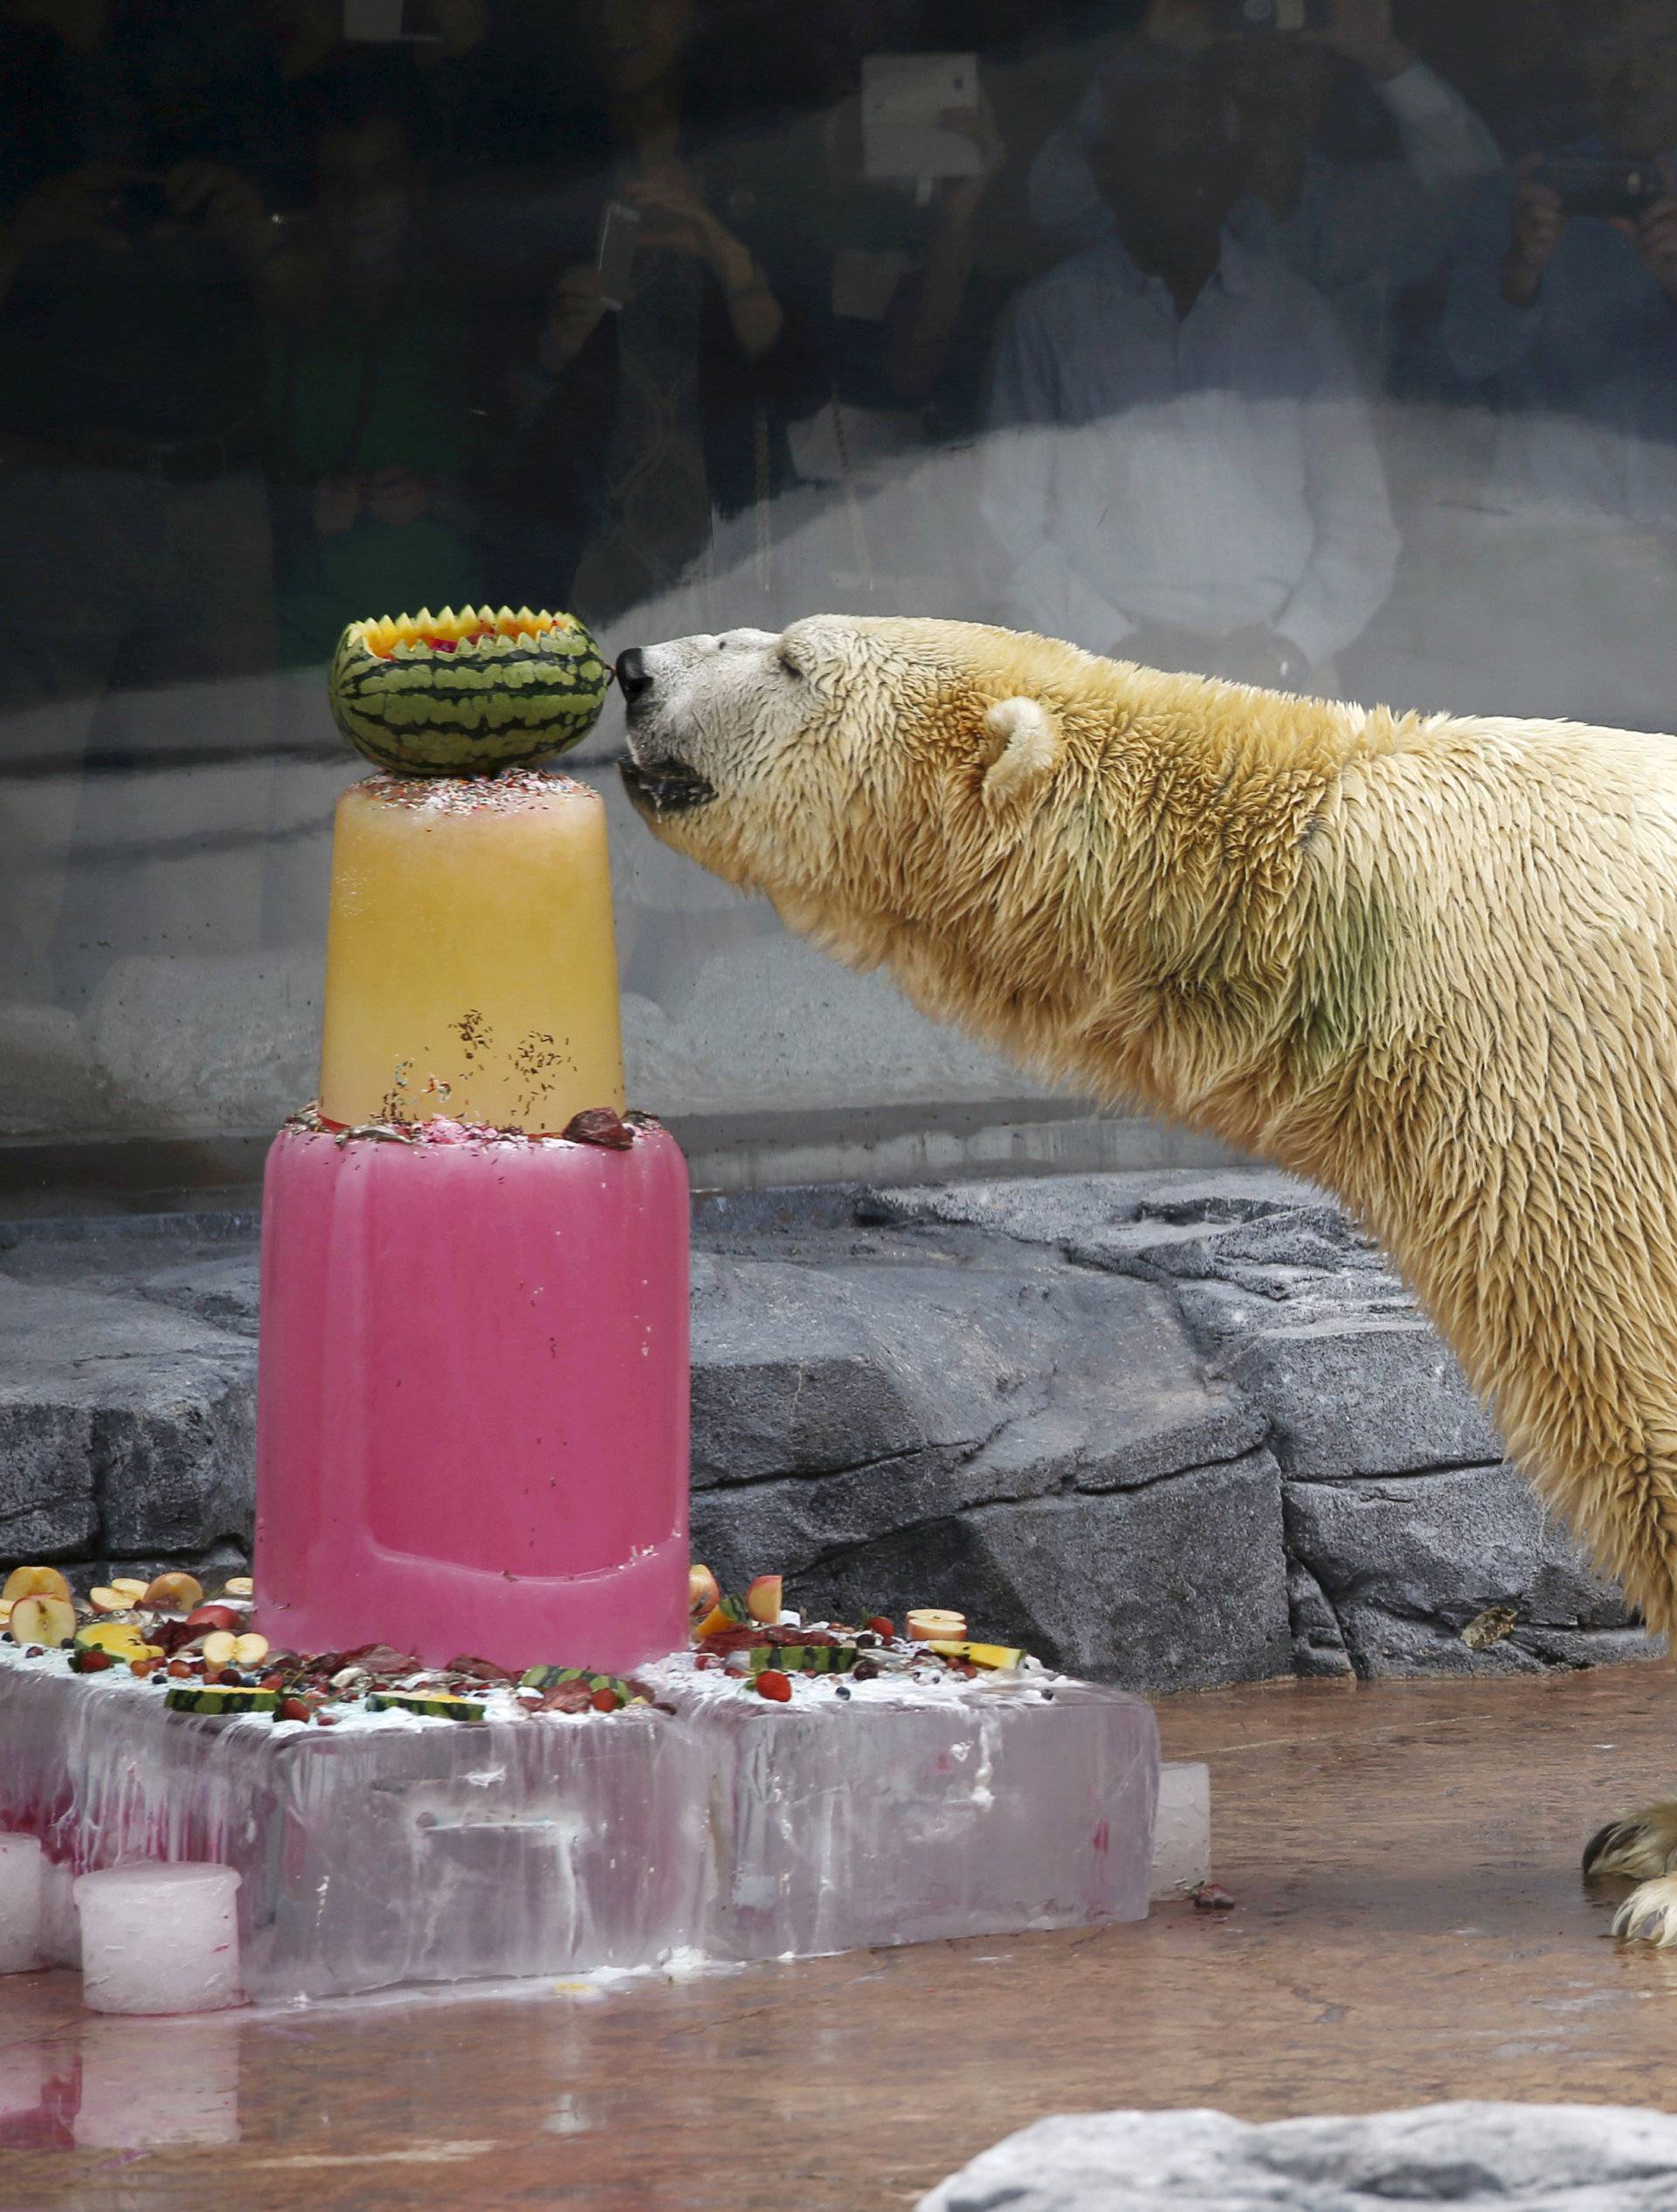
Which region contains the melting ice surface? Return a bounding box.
[0,1646,1158,2002]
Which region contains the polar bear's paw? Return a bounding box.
[1584,1803,1677,1942]
[1612,1876,1677,1946]
[1583,1800,1677,1882]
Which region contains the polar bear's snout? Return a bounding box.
[613,646,652,706]
[616,637,724,819]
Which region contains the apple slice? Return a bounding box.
[200,1630,238,1667]
[88,1587,135,1614]
[2,1565,73,1609]
[221,1576,254,1600]
[10,1594,76,1648]
[745,1575,783,1625]
[108,1577,148,1601]
[905,1608,967,1643]
[232,1633,270,1668]
[141,1572,204,1614]
[183,1605,242,1637]
[688,1563,721,1621]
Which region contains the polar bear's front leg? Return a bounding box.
[1584,1802,1677,1944]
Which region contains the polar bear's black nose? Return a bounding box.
[615,648,652,705]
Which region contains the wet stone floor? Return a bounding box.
[2,1664,1674,2212]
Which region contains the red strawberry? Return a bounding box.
[590,1686,620,1712]
[756,1670,792,1703]
[865,1616,894,1638]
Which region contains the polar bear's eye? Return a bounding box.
[777,653,804,681]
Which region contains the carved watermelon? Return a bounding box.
[328,605,611,776]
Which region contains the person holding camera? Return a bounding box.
[983,41,1398,694]
[1437,0,1677,729]
[1027,0,1501,389]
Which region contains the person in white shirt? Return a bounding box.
[983,42,1398,692]
[1027,0,1502,389]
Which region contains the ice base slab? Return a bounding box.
[0,1657,1158,2004]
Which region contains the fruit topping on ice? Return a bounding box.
[745,1575,783,1624]
[10,1594,76,1648]
[3,1565,72,1608]
[365,1691,488,1722]
[141,1573,204,1613]
[906,1609,967,1643]
[924,1640,1026,1671]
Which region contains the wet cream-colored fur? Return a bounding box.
[623,612,1677,1657]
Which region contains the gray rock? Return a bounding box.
[0,1278,256,1559]
[1285,1464,1653,1678]
[1287,1558,1354,1678]
[859,1168,1322,1252]
[792,1454,1291,1693]
[918,2102,1677,2211]
[691,1254,1263,1497]
[1224,1316,1502,1477]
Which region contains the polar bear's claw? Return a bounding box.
[1612,1875,1677,1946]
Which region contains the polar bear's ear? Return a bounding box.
[981,697,1064,803]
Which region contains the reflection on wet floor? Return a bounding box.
[2,1664,1674,2211]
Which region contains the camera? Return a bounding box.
[1537,154,1664,219]
[1219,0,1332,34]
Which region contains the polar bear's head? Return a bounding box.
[616,614,1080,958]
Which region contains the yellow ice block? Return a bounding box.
[318,771,625,1132]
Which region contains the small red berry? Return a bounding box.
[76,1648,113,1672]
[590,1686,620,1712]
[756,1669,793,1703]
[865,1616,894,1638]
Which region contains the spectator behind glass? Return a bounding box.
[494,0,821,639]
[0,0,304,1019]
[266,80,487,670]
[1437,0,1677,727]
[492,0,824,1013]
[771,63,1008,616]
[1027,0,1501,389]
[982,43,1398,692]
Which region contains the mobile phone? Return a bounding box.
[1537,153,1663,219]
[343,0,442,42]
[596,199,643,310]
[1223,0,1331,32]
[860,53,982,183]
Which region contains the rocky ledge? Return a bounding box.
[0,1169,1657,1694]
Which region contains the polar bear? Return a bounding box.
[617,613,1677,1945]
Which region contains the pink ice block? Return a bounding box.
[252,1120,690,1671]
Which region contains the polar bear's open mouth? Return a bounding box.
[619,757,718,817]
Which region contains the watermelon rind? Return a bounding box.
[328,604,612,777]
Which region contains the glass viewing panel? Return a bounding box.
[0,0,1669,1174]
